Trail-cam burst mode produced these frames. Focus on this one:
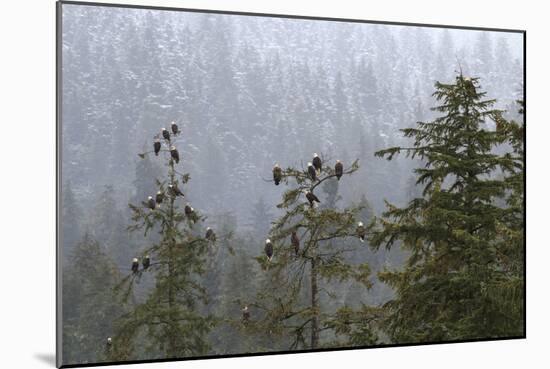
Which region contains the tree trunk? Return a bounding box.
[167,161,177,355]
[310,257,319,349]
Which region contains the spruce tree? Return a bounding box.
[111,123,216,360]
[63,234,123,364]
[369,75,524,343]
[250,156,375,350]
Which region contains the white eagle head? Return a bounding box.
[358,221,364,227]
[132,258,138,263]
[313,153,318,158]
[265,238,271,244]
[307,162,313,167]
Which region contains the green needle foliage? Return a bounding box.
[110,126,216,360]
[369,75,524,343]
[250,156,379,350]
[63,234,124,365]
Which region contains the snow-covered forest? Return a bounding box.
[60,4,524,366]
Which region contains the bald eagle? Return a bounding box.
[312,153,322,173]
[147,196,156,210]
[291,231,300,256]
[265,239,273,261]
[142,255,150,270]
[106,337,112,347]
[168,183,184,198]
[463,76,476,96]
[357,221,366,242]
[170,146,180,164]
[185,203,196,222]
[304,190,320,207]
[242,305,250,323]
[273,164,282,185]
[171,121,179,135]
[131,258,139,274]
[162,128,170,141]
[335,160,343,180]
[155,191,164,204]
[307,163,317,181]
[205,227,216,242]
[153,139,161,156]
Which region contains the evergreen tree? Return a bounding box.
[250,155,375,350]
[62,234,124,365]
[369,75,524,343]
[213,235,260,354]
[111,124,216,360]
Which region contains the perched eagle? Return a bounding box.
[291,231,300,256]
[170,146,180,164]
[273,163,282,185]
[131,258,139,274]
[463,76,476,96]
[162,128,171,141]
[184,203,196,222]
[155,191,164,204]
[168,183,184,198]
[106,337,112,347]
[142,255,150,270]
[171,121,179,135]
[205,227,216,242]
[147,196,156,210]
[242,305,250,323]
[265,239,274,261]
[312,153,322,173]
[357,221,366,242]
[304,190,320,207]
[335,160,343,180]
[307,162,317,181]
[153,139,161,156]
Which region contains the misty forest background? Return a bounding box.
[60,5,524,365]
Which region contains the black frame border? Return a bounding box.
[56,1,527,368]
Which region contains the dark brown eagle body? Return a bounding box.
[335,160,343,180]
[171,121,179,135]
[168,183,184,197]
[147,196,156,210]
[153,140,161,156]
[305,191,320,207]
[142,255,150,269]
[312,153,322,173]
[357,222,366,242]
[265,239,274,260]
[155,191,164,204]
[273,164,282,185]
[205,227,216,242]
[170,146,180,164]
[162,128,170,141]
[307,163,317,181]
[131,258,139,274]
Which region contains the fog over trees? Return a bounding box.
[60,4,524,365]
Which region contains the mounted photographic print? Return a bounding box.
[57,1,525,367]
